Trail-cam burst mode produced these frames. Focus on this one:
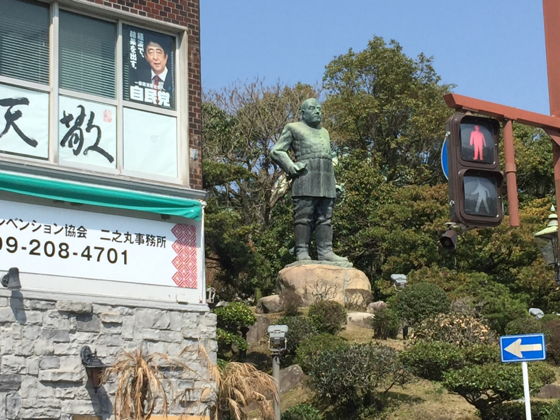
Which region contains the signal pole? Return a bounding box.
[543,0,560,256]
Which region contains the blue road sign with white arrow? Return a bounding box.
[500,333,546,363]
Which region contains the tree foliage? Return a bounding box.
[322,36,453,185]
[308,300,347,334]
[308,343,412,407]
[389,282,450,326]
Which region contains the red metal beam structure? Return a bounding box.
[543,0,560,260]
[444,93,560,227]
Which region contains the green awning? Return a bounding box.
[0,171,202,221]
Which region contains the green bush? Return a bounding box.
[308,343,412,407]
[213,302,257,332]
[216,328,248,359]
[400,341,499,382]
[544,319,560,365]
[295,333,347,374]
[281,404,321,420]
[461,344,500,366]
[474,285,527,335]
[213,302,256,360]
[400,341,463,381]
[372,308,400,339]
[505,317,544,335]
[412,313,496,346]
[277,316,318,355]
[543,400,560,420]
[308,300,347,334]
[484,402,556,420]
[539,314,560,324]
[442,362,555,418]
[389,282,450,326]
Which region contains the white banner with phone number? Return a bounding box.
[0,199,199,289]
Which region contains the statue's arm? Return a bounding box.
[271,125,301,176]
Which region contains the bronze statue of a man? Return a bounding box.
[271,98,348,263]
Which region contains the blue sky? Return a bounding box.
[200,1,549,115]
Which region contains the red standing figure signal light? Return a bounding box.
[446,113,504,228]
[470,125,486,161]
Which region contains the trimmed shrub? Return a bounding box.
[389,282,450,326]
[544,319,560,364]
[484,402,556,420]
[295,333,347,374]
[280,288,303,316]
[277,316,318,355]
[308,343,412,406]
[213,302,257,360]
[505,317,544,336]
[281,404,320,420]
[372,308,400,339]
[539,314,560,324]
[400,341,499,382]
[216,328,248,359]
[308,300,347,335]
[475,287,527,335]
[213,302,257,332]
[400,341,463,381]
[461,344,500,366]
[412,313,496,346]
[442,362,555,418]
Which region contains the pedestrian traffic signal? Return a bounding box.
[445,113,504,227]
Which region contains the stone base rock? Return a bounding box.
[347,312,374,329]
[367,301,387,314]
[280,364,307,394]
[278,264,372,308]
[285,259,353,269]
[536,384,560,399]
[256,295,283,314]
[246,315,271,345]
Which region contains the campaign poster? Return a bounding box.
[123,25,175,110]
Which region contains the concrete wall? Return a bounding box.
[0,288,217,420]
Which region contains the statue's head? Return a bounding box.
[300,98,322,127]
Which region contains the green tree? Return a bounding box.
[509,124,554,202]
[323,36,453,185]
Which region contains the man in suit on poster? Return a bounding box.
[133,34,174,107]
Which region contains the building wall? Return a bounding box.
[0,289,217,420]
[82,0,203,190]
[0,2,212,418]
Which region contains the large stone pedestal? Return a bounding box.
[278,263,372,309]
